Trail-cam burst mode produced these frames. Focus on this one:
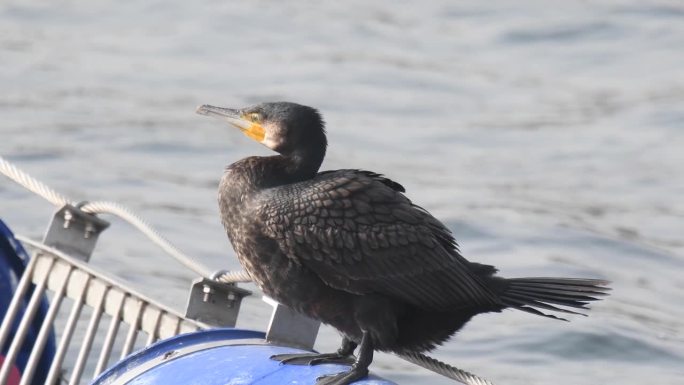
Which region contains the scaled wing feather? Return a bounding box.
[256,170,499,310]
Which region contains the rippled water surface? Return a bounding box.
[1,1,683,384]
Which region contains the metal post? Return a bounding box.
[144,309,162,346]
[68,284,107,385]
[18,264,73,385]
[45,275,89,385]
[93,293,125,376]
[120,302,144,359]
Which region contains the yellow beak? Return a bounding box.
[196,105,265,142]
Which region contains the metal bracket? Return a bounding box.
[42,204,110,262]
[185,278,251,327]
[263,297,321,350]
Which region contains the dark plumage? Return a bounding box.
[196,102,610,385]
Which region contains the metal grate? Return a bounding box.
[0,241,203,385]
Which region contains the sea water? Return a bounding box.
[1,1,682,384]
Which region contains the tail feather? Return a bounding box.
[509,287,596,305]
[504,292,588,314]
[510,282,609,296]
[500,277,610,321]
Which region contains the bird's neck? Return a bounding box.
[232,148,325,190]
[281,147,326,181]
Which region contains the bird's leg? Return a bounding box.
[270,337,357,366]
[315,331,373,385]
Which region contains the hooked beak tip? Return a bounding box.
[195,104,212,116]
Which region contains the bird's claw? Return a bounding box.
[315,367,369,385]
[270,352,355,366]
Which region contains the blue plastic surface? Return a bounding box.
[0,219,56,385]
[92,328,397,385]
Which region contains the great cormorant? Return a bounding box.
[196,102,609,385]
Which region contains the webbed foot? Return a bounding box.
[271,337,358,366]
[315,365,369,385]
[270,352,356,366]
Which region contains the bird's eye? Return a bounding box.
[249,113,261,123]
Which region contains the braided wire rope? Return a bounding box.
[400,352,494,385]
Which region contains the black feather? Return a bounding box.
[215,101,611,360]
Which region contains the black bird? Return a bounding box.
[197,102,609,385]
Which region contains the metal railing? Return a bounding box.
[0,239,203,385]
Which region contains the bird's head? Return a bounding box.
[196,102,327,157]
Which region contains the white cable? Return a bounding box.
[0,156,69,207]
[79,201,212,278]
[213,269,253,283]
[399,352,494,385]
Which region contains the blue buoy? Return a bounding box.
[92,328,397,385]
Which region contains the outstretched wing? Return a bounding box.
[255,169,499,311]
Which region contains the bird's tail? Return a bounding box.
[499,277,610,321]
